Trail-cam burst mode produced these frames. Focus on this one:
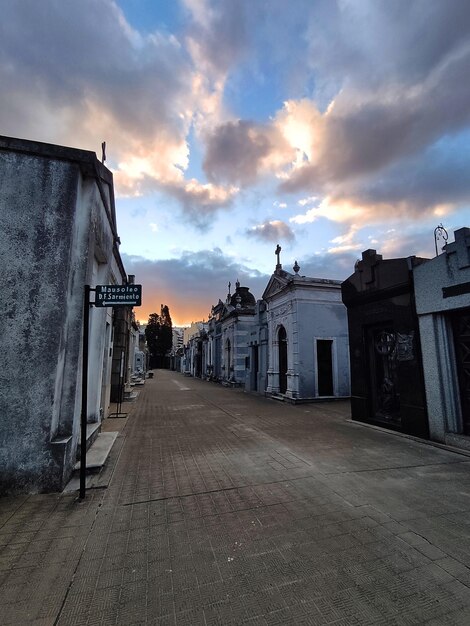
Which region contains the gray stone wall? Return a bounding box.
[414,228,470,315]
[414,228,470,442]
[296,300,350,398]
[0,139,126,494]
[0,152,83,493]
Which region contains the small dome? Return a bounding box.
[230,286,256,308]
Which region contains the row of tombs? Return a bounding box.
[183,229,470,450]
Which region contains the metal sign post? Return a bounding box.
[80,285,92,500]
[79,283,142,500]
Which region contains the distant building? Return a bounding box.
[172,327,185,353]
[207,281,257,386]
[0,135,133,494]
[169,326,185,372]
[182,321,207,376]
[133,318,146,377]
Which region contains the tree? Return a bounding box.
[145,305,173,368]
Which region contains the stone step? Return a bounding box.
[123,390,139,401]
[76,422,101,458]
[74,432,118,472]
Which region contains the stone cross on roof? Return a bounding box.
[447,227,470,269]
[358,249,383,284]
[275,244,282,270]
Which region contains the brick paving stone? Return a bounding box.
[3,371,470,623]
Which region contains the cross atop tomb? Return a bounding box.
[275,244,282,271]
[358,249,383,284]
[448,227,470,269]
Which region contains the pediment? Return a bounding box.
[262,273,290,301]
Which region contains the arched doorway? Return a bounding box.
[278,326,287,394]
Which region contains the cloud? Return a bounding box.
[203,119,294,186]
[0,1,192,147]
[194,2,470,229]
[3,0,470,241]
[0,0,241,226]
[201,38,470,217]
[116,171,239,229]
[327,225,363,254]
[303,0,470,92]
[246,220,295,243]
[296,250,361,282]
[281,42,470,192]
[122,248,269,325]
[184,0,249,75]
[162,179,239,229]
[290,133,470,229]
[290,197,364,225]
[341,135,470,214]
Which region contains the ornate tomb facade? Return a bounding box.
[263,247,350,402]
[342,249,429,437]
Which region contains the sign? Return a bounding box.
[95,284,142,307]
[443,281,470,299]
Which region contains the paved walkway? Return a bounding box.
[3,371,470,625]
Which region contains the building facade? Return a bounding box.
[414,227,470,447]
[0,136,131,494]
[183,283,258,386]
[182,322,208,377]
[342,249,429,438]
[245,300,269,394]
[216,282,257,386]
[263,260,350,402]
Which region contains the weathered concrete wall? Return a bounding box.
[0,151,83,493]
[296,298,350,398]
[245,301,268,394]
[414,228,470,442]
[219,315,256,385]
[414,229,470,315]
[0,139,127,494]
[83,179,115,419]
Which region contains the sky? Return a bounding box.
[2,0,470,325]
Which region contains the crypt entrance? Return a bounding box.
[451,309,470,436]
[278,325,288,394]
[342,249,429,438]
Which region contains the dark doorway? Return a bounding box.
[452,310,470,435]
[195,341,202,378]
[252,345,259,391]
[317,339,334,396]
[278,326,288,394]
[366,325,400,424]
[225,339,231,377]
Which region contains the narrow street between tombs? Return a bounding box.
[3,370,470,624]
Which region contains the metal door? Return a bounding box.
[278,326,287,394]
[452,310,470,435]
